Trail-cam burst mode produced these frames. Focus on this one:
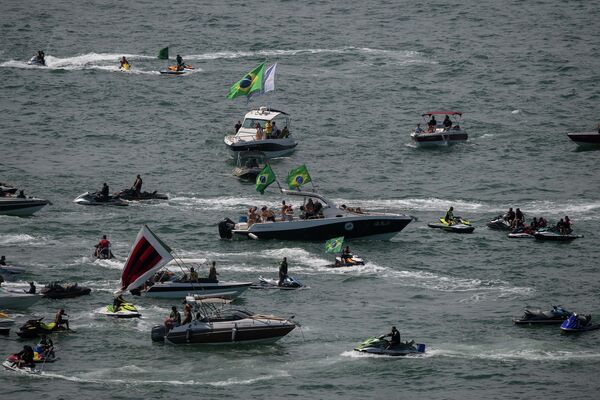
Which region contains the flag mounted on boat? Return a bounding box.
[325,237,344,253]
[287,164,311,189]
[158,47,169,59]
[227,62,265,100]
[256,164,276,194]
[263,63,277,93]
[121,225,174,292]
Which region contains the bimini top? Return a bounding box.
[244,107,290,122]
[422,111,463,116]
[280,189,335,209]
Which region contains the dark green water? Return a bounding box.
[1,0,600,398]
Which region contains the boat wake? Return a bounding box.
[0,233,47,246]
[428,346,600,362]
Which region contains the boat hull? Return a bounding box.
[142,282,252,299]
[233,215,411,241]
[411,130,468,147]
[225,137,297,158]
[165,324,296,345]
[0,293,42,310]
[0,198,49,216]
[567,131,600,146]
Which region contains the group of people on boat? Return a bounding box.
[180,262,219,282]
[415,115,461,134]
[252,120,289,140]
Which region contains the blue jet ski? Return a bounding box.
[560,314,600,333]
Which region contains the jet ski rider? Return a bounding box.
[15,345,35,369]
[100,182,110,201]
[95,235,111,258]
[132,174,143,195]
[341,246,353,264]
[119,56,130,69]
[37,50,46,66]
[444,206,455,225]
[278,257,288,286]
[384,326,401,349]
[176,54,185,71]
[113,294,125,312]
[54,309,70,330]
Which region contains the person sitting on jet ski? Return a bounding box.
[100,182,110,201]
[176,54,185,71]
[562,216,572,235]
[15,345,35,369]
[131,174,143,195]
[113,294,125,312]
[537,217,547,228]
[38,335,55,359]
[556,218,565,233]
[341,246,353,264]
[444,206,455,225]
[119,56,130,69]
[54,309,69,330]
[95,235,111,258]
[278,257,288,286]
[514,208,524,226]
[384,326,401,349]
[36,50,46,66]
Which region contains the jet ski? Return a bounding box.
[513,305,571,325]
[507,226,536,238]
[251,276,304,290]
[487,215,512,230]
[120,63,130,71]
[327,255,365,268]
[41,282,91,299]
[99,303,141,318]
[73,192,128,206]
[534,231,583,241]
[159,65,194,75]
[16,318,70,338]
[6,348,56,364]
[94,246,114,259]
[428,217,474,233]
[354,336,426,356]
[115,188,168,201]
[27,56,46,66]
[560,314,600,333]
[2,360,40,374]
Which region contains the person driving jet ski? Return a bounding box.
[36,50,46,66]
[383,326,401,349]
[444,206,455,225]
[341,246,354,264]
[99,182,110,201]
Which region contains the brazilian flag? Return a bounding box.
[227,63,265,100]
[286,164,311,189]
[256,164,276,194]
[325,237,344,253]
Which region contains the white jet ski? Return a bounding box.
[251,276,305,290]
[2,360,40,374]
[73,192,128,206]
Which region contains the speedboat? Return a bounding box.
[0,196,50,216]
[114,188,168,201]
[224,107,297,158]
[427,217,474,233]
[16,318,69,338]
[218,189,412,241]
[251,276,305,290]
[567,130,600,147]
[73,192,128,206]
[487,215,512,230]
[41,282,91,299]
[513,305,571,325]
[99,303,141,318]
[232,151,266,181]
[410,111,468,147]
[0,288,41,309]
[534,231,582,241]
[151,297,297,344]
[354,336,426,356]
[120,225,252,300]
[560,314,600,333]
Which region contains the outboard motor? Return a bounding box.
[218,218,236,239]
[151,325,166,342]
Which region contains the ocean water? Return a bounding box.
[1,0,600,398]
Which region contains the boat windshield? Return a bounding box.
[242,115,291,131]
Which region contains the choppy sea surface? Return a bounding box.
[1,0,600,399]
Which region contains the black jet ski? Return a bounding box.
[41,282,91,299]
[16,318,70,338]
[487,215,512,230]
[327,255,365,268]
[513,305,571,325]
[115,188,168,201]
[354,336,426,356]
[93,247,114,259]
[251,276,304,290]
[534,231,583,241]
[73,192,128,206]
[560,314,600,333]
[428,217,474,233]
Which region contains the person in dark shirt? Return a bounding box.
[278,257,288,286]
[208,261,219,281]
[100,183,109,201]
[234,121,242,133]
[176,54,184,71]
[504,208,515,223]
[443,115,452,130]
[427,115,437,132]
[0,255,6,265]
[16,345,35,368]
[444,206,455,224]
[385,326,401,348]
[132,175,143,195]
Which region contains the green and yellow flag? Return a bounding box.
[227,63,266,100]
[256,164,276,194]
[325,237,344,253]
[287,164,311,189]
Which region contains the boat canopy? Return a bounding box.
[244,107,289,122]
[422,111,462,116]
[280,189,336,208]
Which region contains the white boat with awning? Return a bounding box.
[224,107,297,158]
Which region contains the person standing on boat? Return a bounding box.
[234,120,242,133]
[444,206,455,225]
[255,123,263,140]
[131,174,143,195]
[264,121,273,139]
[278,257,288,286]
[181,300,192,325]
[208,261,219,281]
[271,121,280,137]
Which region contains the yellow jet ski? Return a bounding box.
[120,63,130,71]
[428,217,474,233]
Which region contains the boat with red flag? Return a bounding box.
[120,225,252,300]
[410,111,468,147]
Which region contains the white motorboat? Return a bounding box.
[218,189,412,241]
[224,107,297,158]
[119,225,252,300]
[0,288,41,309]
[151,297,297,344]
[0,196,50,216]
[410,111,468,147]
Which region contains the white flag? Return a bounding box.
[263,63,277,93]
